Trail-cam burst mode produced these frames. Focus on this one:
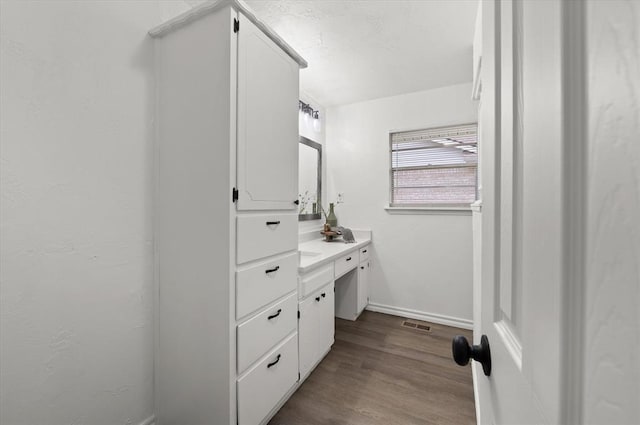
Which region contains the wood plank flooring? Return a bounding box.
[269,311,476,425]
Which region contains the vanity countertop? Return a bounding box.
[298,230,371,274]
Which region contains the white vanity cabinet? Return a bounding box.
[296,239,372,384]
[357,260,370,315]
[151,2,306,424]
[298,281,335,379]
[357,245,371,314]
[335,244,371,321]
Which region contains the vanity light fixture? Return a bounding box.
[312,110,321,133]
[299,100,321,133]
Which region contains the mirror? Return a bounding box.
[298,136,322,221]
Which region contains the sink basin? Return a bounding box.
[299,250,321,257]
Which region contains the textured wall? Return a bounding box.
[0,2,188,424]
[584,1,640,423]
[326,83,477,324]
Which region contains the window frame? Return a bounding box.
[388,123,478,211]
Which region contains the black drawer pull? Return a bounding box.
[362,249,367,253]
[267,354,281,368]
[361,266,364,270]
[267,309,282,320]
[346,257,352,261]
[315,296,321,302]
[321,293,326,298]
[265,266,280,274]
[266,221,281,226]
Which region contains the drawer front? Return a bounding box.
[299,263,334,298]
[237,333,298,425]
[237,293,297,373]
[359,245,370,262]
[334,251,358,279]
[237,214,297,264]
[237,253,297,319]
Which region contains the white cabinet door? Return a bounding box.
[298,293,320,379]
[298,282,334,379]
[237,13,299,211]
[357,261,369,314]
[318,283,335,352]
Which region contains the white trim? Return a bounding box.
[148,0,307,68]
[384,206,472,215]
[471,362,483,425]
[138,415,156,425]
[494,319,522,370]
[366,302,473,330]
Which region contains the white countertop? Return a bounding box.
[298,230,372,274]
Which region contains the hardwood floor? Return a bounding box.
[269,311,476,425]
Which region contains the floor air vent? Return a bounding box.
[401,320,432,332]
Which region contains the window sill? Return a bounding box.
[384,205,472,215]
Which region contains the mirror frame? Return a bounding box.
[298,136,322,221]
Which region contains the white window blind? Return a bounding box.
[390,123,478,206]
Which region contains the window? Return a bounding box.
[390,123,478,207]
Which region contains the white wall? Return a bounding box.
[0,2,189,424]
[583,1,640,423]
[326,83,477,325]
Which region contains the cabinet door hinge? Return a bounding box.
[232,187,239,203]
[298,372,301,381]
[233,18,239,33]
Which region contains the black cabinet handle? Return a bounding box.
[346,257,352,261]
[267,309,282,320]
[321,293,326,298]
[266,221,281,226]
[360,266,364,270]
[362,249,367,253]
[294,200,300,205]
[267,354,281,368]
[265,266,280,274]
[315,296,321,302]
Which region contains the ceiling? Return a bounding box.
[188,0,478,107]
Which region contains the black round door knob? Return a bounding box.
[452,334,492,377]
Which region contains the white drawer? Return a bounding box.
[236,214,297,264]
[237,293,297,373]
[359,245,370,263]
[334,251,358,279]
[299,263,334,298]
[236,253,297,319]
[237,333,298,425]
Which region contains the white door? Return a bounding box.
[236,13,299,211]
[471,1,574,423]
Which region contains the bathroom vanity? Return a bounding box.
[297,231,372,380]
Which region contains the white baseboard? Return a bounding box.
[138,414,156,425]
[366,302,473,330]
[471,362,483,425]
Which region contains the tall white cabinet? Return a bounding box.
[150,2,306,424]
